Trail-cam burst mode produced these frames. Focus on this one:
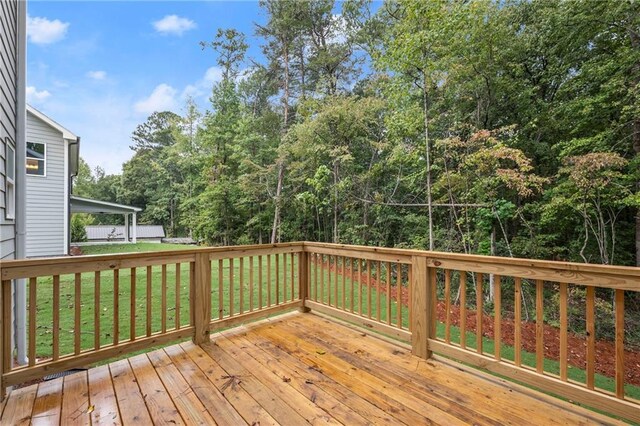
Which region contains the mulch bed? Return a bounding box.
[315,260,640,387]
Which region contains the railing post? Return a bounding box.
[411,256,432,359]
[298,250,310,312]
[193,252,211,345]
[0,280,5,400]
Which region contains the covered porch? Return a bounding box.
[70,196,142,243]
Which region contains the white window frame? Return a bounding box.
[5,144,15,219]
[26,141,46,177]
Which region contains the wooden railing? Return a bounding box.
[0,242,638,422]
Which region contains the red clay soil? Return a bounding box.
[316,260,640,386]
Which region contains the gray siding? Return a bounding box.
[0,0,18,260]
[25,112,67,257]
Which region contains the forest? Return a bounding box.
[72,0,640,268]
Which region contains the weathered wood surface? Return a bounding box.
[0,312,622,426]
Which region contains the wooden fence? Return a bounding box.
[1,242,638,422]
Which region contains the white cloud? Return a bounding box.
[134,84,177,114]
[26,86,51,103]
[87,70,107,80]
[27,15,69,45]
[153,15,196,36]
[180,66,224,100]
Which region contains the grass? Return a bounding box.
[30,243,298,360]
[79,242,196,255]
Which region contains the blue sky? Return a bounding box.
[26,1,271,174]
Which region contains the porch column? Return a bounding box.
[132,213,137,243]
[124,213,129,242]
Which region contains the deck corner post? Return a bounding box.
[411,256,432,359]
[193,252,212,345]
[0,280,4,401]
[298,250,310,312]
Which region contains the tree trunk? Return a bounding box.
[270,40,290,244]
[422,76,434,250]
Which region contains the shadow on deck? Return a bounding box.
[0,312,622,425]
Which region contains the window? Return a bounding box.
[26,142,45,176]
[5,144,15,219]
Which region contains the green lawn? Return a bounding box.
[31,243,299,359]
[79,242,196,255]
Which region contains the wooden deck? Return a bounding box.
[0,312,624,425]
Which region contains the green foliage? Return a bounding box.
[70,214,91,243]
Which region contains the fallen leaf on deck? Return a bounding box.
[87,405,95,414]
[282,376,291,382]
[315,350,326,355]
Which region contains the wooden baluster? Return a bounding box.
[2,280,12,395]
[376,261,382,321]
[320,255,325,305]
[341,256,346,310]
[249,257,254,311]
[239,257,244,314]
[314,253,318,302]
[291,253,295,302]
[408,262,413,331]
[190,261,196,326]
[218,259,224,319]
[386,262,391,325]
[494,275,501,361]
[357,259,362,315]
[476,273,483,354]
[334,256,339,308]
[175,263,181,329]
[258,255,263,309]
[53,275,60,360]
[113,270,119,345]
[327,256,332,306]
[145,266,152,337]
[444,270,451,343]
[396,262,402,328]
[615,289,625,398]
[161,264,167,333]
[130,268,136,341]
[367,260,372,318]
[283,253,287,303]
[267,254,272,307]
[229,258,234,316]
[275,254,279,306]
[95,271,102,349]
[350,258,355,313]
[586,286,595,389]
[460,271,467,349]
[75,273,82,353]
[536,279,544,373]
[559,282,568,380]
[514,277,521,366]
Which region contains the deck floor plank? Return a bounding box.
[292,314,617,426]
[239,326,400,425]
[200,340,313,426]
[163,343,248,426]
[1,383,37,425]
[179,342,280,426]
[60,370,91,426]
[87,364,121,425]
[109,358,154,424]
[146,349,218,425]
[31,378,63,426]
[0,312,626,426]
[217,332,369,426]
[128,353,184,425]
[252,322,468,425]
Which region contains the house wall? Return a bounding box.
[0,0,18,260]
[25,111,67,257]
